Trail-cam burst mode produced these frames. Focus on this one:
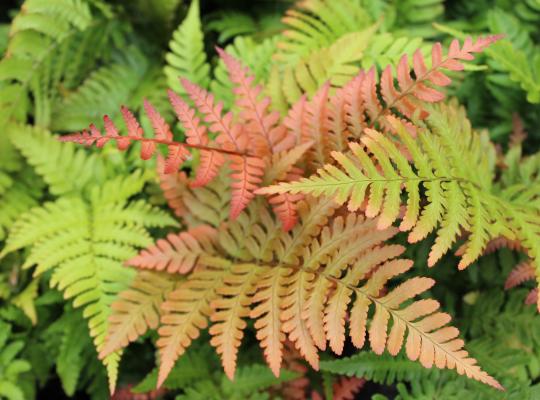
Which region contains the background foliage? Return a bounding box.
[0,0,539,398]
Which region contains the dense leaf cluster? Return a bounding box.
[0,0,539,399]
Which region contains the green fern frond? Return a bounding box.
[0,172,176,392]
[51,50,156,131]
[0,320,31,400]
[393,0,445,37]
[360,33,428,71]
[275,0,372,65]
[9,0,92,39]
[8,124,106,196]
[44,309,95,396]
[165,0,210,95]
[0,0,116,126]
[270,27,377,104]
[206,11,258,43]
[220,364,299,397]
[320,352,432,385]
[0,174,41,241]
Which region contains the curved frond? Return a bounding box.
[260,101,529,271]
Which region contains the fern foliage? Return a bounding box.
[164,0,210,94]
[0,171,176,391]
[3,0,540,398]
[100,193,501,389]
[262,101,540,282]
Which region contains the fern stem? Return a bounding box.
[59,134,254,157]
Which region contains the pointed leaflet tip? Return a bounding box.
[215,45,225,57]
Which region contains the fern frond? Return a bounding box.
[168,90,226,186]
[320,351,432,385]
[217,47,294,154]
[0,169,41,240]
[275,0,372,65]
[486,9,540,104]
[210,263,261,379]
[1,173,176,392]
[100,271,180,358]
[373,36,501,127]
[211,36,278,109]
[156,259,232,387]
[126,225,218,274]
[51,50,154,131]
[104,193,499,389]
[164,0,210,94]
[9,123,105,196]
[157,162,230,227]
[505,261,535,289]
[276,27,377,105]
[260,101,528,271]
[332,377,365,400]
[0,0,115,126]
[207,11,258,43]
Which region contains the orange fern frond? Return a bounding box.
[127,225,218,274]
[210,263,261,379]
[157,259,231,387]
[268,193,304,232]
[144,100,173,141]
[217,47,294,154]
[525,288,538,307]
[168,90,226,186]
[328,87,349,153]
[504,260,539,311]
[281,267,320,369]
[157,159,189,218]
[229,155,266,219]
[304,83,331,168]
[100,271,179,358]
[284,95,308,146]
[373,36,502,127]
[181,78,249,152]
[250,266,288,376]
[343,71,367,139]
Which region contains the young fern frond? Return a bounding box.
[99,271,180,359]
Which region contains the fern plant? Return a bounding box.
[4,0,540,398]
[56,37,509,392]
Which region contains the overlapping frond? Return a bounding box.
[260,101,537,272]
[126,225,218,274]
[99,271,180,358]
[105,195,500,390]
[274,0,371,64]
